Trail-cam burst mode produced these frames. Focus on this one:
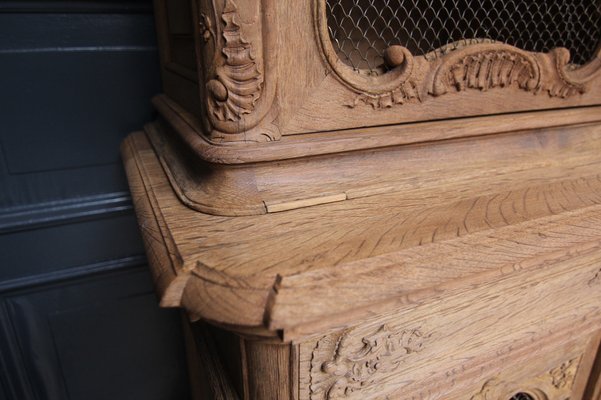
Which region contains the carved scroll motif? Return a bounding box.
[545,47,590,98]
[470,356,581,400]
[470,378,515,400]
[310,324,431,399]
[205,0,263,122]
[342,40,601,110]
[549,358,578,389]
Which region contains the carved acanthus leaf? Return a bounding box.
[310,324,431,399]
[544,47,588,98]
[341,41,598,110]
[199,13,215,44]
[431,49,540,96]
[206,0,263,122]
[346,81,421,109]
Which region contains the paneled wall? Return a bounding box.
[0,2,190,399]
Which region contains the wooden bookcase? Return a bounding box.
[122,0,601,398]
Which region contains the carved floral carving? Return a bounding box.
[470,356,581,400]
[198,13,215,44]
[339,38,601,110]
[342,42,601,110]
[310,324,431,399]
[470,378,513,400]
[549,358,578,389]
[205,0,263,122]
[346,81,421,110]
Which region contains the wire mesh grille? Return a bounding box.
[326,0,601,73]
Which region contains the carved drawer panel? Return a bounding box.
[467,356,582,400]
[299,246,601,400]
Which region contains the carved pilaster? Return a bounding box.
[196,0,279,142]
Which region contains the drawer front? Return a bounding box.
[299,248,601,399]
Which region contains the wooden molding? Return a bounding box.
[153,94,601,165]
[146,105,601,217]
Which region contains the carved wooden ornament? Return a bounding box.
[310,325,431,399]
[195,0,279,142]
[470,357,580,400]
[315,0,601,111]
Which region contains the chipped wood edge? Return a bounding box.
[123,129,601,342]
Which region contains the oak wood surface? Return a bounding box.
[122,2,601,397]
[123,102,601,400]
[123,120,601,338]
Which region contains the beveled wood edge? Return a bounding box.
[145,121,268,216]
[268,217,601,341]
[154,94,601,165]
[121,132,181,297]
[123,130,601,341]
[572,331,601,399]
[122,131,278,336]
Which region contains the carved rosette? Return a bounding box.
[310,324,431,399]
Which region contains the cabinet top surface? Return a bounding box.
[123,121,601,336]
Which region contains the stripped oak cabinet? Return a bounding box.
[122,0,601,398]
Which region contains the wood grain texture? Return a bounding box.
[124,120,601,339]
[124,102,601,400]
[149,96,601,216]
[299,244,601,398]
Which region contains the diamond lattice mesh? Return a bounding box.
[326,0,601,73]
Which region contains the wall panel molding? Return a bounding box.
[0,2,153,14]
[0,255,146,294]
[0,192,133,234]
[0,2,189,398]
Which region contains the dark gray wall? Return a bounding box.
[0,2,190,399]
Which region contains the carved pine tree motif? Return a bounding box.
[205,0,263,122]
[310,324,431,399]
